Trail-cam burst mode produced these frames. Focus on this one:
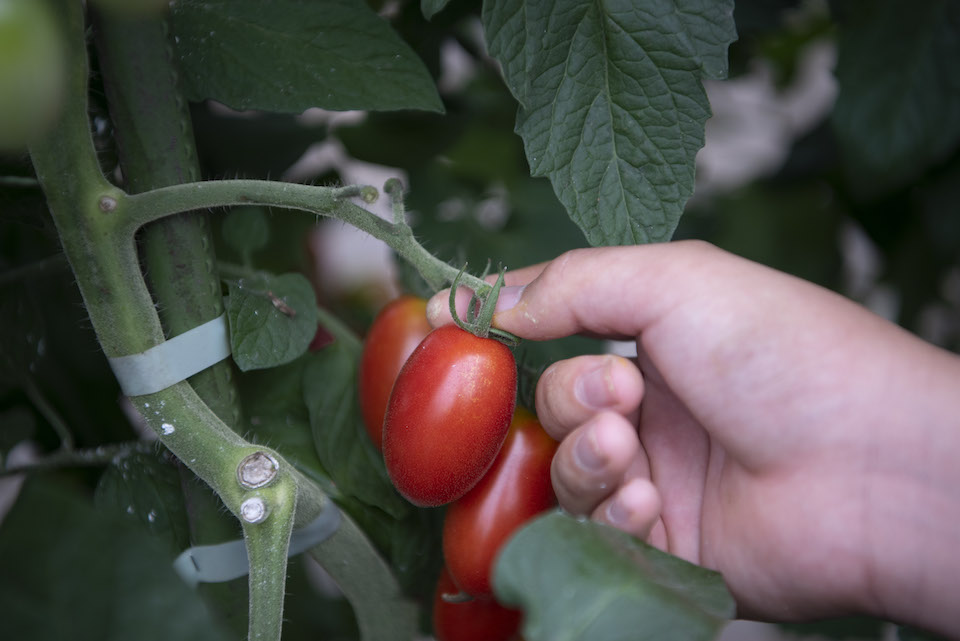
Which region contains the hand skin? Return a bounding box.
[427,241,960,638]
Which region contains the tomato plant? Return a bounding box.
[357,295,431,450]
[383,324,517,507]
[443,407,558,597]
[432,566,522,641]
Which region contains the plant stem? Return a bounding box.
[0,254,68,288]
[122,180,492,296]
[29,6,433,641]
[315,305,362,352]
[23,378,74,451]
[93,11,250,634]
[93,10,241,429]
[0,441,155,478]
[309,514,419,641]
[0,176,40,188]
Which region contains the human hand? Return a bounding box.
[427,241,960,635]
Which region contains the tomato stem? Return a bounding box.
[121,179,492,297]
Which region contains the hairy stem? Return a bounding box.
[23,378,74,450]
[93,9,241,430]
[122,180,491,296]
[0,441,155,478]
[93,9,249,633]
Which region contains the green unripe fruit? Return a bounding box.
[0,0,66,151]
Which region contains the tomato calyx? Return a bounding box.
[448,266,520,347]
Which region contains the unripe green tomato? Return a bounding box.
[89,0,172,17]
[0,0,66,151]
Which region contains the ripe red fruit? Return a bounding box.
[357,296,431,450]
[382,324,517,506]
[432,566,521,641]
[443,408,558,596]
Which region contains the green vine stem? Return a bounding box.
[309,516,419,641]
[23,378,75,450]
[31,4,327,641]
[93,8,241,431]
[92,9,247,631]
[120,180,493,298]
[0,441,155,478]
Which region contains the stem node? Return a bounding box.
[240,496,270,523]
[238,451,280,489]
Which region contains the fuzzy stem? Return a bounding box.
[93,9,241,429]
[92,10,250,633]
[121,180,491,296]
[23,378,74,450]
[0,441,155,478]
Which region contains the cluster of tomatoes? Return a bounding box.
[358,296,559,641]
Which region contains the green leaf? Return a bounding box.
[239,356,339,498]
[302,342,409,519]
[94,449,192,555]
[0,476,230,641]
[483,0,736,245]
[899,625,951,641]
[494,511,734,641]
[221,206,269,259]
[832,0,960,197]
[778,617,886,639]
[170,0,443,114]
[421,0,453,20]
[224,272,319,371]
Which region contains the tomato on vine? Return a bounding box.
[357,295,431,450]
[383,324,517,507]
[432,566,521,641]
[443,407,558,596]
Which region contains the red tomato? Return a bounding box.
[443,408,558,596]
[357,296,431,450]
[383,324,517,507]
[432,566,521,641]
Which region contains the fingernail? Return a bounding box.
[574,362,615,409]
[426,293,447,326]
[605,496,630,527]
[495,285,524,312]
[574,426,606,472]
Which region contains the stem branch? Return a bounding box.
[0,440,155,478]
[122,180,490,296]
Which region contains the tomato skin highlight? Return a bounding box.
[443,408,558,596]
[432,566,521,641]
[383,324,517,507]
[357,296,431,450]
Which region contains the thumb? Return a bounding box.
[427,241,725,342]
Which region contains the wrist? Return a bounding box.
[862,347,960,638]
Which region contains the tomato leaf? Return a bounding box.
[0,476,230,641]
[494,511,734,641]
[224,272,319,372]
[482,0,736,245]
[421,0,453,20]
[169,0,443,113]
[303,342,409,519]
[832,0,960,197]
[94,449,192,555]
[221,207,270,260]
